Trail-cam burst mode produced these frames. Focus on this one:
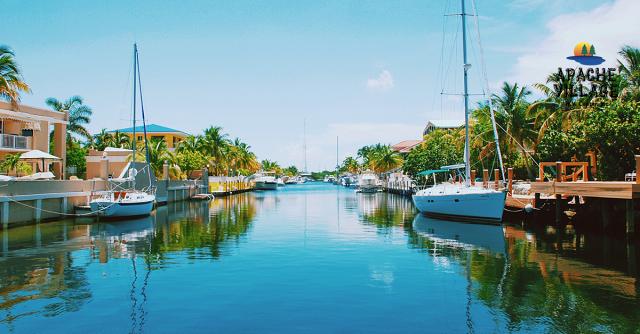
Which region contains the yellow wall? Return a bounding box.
[124,132,186,148]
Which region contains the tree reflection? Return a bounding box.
[408,214,640,332]
[357,193,417,232]
[0,223,92,330]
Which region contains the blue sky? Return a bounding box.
[4,0,638,170]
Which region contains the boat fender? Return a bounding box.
[524,204,534,214]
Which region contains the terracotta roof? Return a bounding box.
[391,140,423,153]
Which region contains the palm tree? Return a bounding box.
[617,45,640,99]
[368,145,403,173]
[0,45,30,107]
[260,159,281,174]
[46,96,93,142]
[176,135,203,154]
[491,82,537,177]
[129,137,173,177]
[90,129,113,151]
[202,126,230,175]
[529,73,588,143]
[341,156,360,174]
[110,131,131,149]
[0,153,30,176]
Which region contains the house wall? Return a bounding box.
[122,132,185,148]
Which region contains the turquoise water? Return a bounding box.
[1,183,639,333]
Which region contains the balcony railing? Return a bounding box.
[0,134,30,150]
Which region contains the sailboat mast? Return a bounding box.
[461,0,471,187]
[335,136,339,179]
[303,118,307,173]
[132,43,138,189]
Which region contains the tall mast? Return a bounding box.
[335,136,339,179]
[132,43,138,189]
[303,118,307,173]
[461,0,471,187]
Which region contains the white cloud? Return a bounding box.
[504,0,640,88]
[366,70,394,91]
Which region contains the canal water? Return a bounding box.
[1,183,639,333]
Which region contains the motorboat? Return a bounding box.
[254,172,278,190]
[357,170,379,193]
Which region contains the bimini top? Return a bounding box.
[417,169,449,176]
[440,163,466,170]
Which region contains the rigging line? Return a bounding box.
[469,0,506,182]
[135,49,153,187]
[436,0,449,120]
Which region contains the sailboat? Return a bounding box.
[90,44,156,217]
[412,0,506,223]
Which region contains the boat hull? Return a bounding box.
[255,181,278,190]
[90,200,154,218]
[412,190,506,223]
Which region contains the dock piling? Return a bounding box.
[507,168,513,193]
[494,169,499,190]
[555,161,562,224]
[483,169,488,188]
[470,170,476,186]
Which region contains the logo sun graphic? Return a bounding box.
[567,42,605,65]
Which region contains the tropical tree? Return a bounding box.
[341,156,360,174]
[46,96,93,142]
[0,153,31,176]
[368,145,403,173]
[283,165,299,176]
[260,159,281,174]
[0,45,30,107]
[202,126,230,175]
[176,135,203,154]
[617,45,640,99]
[491,82,537,177]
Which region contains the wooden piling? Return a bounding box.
[483,169,488,188]
[626,199,636,237]
[494,169,499,190]
[636,155,640,184]
[555,161,562,224]
[507,168,513,194]
[470,170,476,186]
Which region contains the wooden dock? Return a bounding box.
[530,158,640,237]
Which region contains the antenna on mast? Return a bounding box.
[303,118,307,173]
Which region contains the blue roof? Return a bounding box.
[108,124,187,135]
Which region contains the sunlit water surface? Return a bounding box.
[1,183,639,333]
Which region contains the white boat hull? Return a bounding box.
[255,181,278,190]
[90,199,154,217]
[412,187,506,223]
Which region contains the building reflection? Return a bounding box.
[356,193,416,231]
[0,193,258,330]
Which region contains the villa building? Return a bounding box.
[0,101,68,178]
[108,124,188,150]
[423,119,464,136]
[391,140,423,154]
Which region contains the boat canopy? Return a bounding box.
[417,169,449,176]
[440,163,466,170]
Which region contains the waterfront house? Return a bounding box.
[423,119,464,136]
[108,124,188,151]
[391,140,423,154]
[0,101,68,178]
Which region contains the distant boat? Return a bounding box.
[412,0,506,223]
[253,172,278,190]
[90,44,155,218]
[357,170,379,193]
[276,178,285,187]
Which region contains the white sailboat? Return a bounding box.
[90,44,156,218]
[253,172,279,190]
[412,0,506,223]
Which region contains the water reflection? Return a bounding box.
[0,193,257,332]
[1,187,640,332]
[409,213,640,333]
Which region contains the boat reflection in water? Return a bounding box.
[409,213,640,333]
[412,214,505,255]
